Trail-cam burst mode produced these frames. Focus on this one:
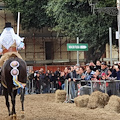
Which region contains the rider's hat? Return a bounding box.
[4,22,12,28]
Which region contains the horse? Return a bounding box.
[1,57,27,119]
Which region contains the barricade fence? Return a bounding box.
[26,79,57,94]
[0,80,57,95]
[1,79,120,97]
[64,79,120,102]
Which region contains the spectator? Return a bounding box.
[114,65,120,93]
[74,64,79,71]
[60,72,65,90]
[50,71,56,92]
[28,70,34,94]
[61,67,68,90]
[64,67,68,77]
[83,67,94,83]
[105,68,117,96]
[91,69,101,91]
[100,61,108,77]
[34,71,40,94]
[98,61,109,93]
[39,68,45,94]
[80,67,94,95]
[67,66,76,99]
[43,72,50,93]
[79,67,86,86]
[105,68,117,80]
[85,63,90,69]
[89,61,96,71]
[55,68,61,90]
[95,60,101,70]
[75,68,80,96]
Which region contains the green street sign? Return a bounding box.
[67,43,88,51]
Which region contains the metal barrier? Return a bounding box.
[64,79,120,102]
[64,79,72,101]
[90,80,120,94]
[26,79,35,94]
[27,79,56,94]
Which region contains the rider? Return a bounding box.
[0,22,24,67]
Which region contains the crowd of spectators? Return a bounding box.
[27,67,63,94]
[26,60,120,98]
[0,60,120,98]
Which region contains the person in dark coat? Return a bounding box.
[28,70,34,94]
[105,68,117,96]
[114,65,120,93]
[50,72,56,91]
[39,69,45,94]
[43,72,50,93]
[95,60,101,70]
[59,72,65,90]
[65,66,76,99]
[34,72,40,94]
[55,68,61,90]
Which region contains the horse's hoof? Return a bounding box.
[9,111,13,116]
[21,111,25,119]
[12,114,17,120]
[21,114,25,119]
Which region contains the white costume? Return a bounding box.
[0,24,24,67]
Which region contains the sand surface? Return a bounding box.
[0,93,120,120]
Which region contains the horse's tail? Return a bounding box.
[10,60,26,88]
[1,57,27,90]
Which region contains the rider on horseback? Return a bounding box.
[0,22,25,67]
[0,22,26,89]
[0,23,27,117]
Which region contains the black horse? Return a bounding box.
[1,57,27,119]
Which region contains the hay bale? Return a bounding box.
[55,90,66,103]
[87,91,109,109]
[74,95,89,107]
[104,95,120,113]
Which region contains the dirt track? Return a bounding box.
[0,93,120,120]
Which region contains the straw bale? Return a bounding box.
[104,95,120,113]
[55,90,66,103]
[74,95,89,107]
[87,91,109,109]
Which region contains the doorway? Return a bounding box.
[45,42,53,60]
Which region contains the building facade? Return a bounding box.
[0,1,119,71]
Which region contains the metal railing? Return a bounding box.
[26,79,57,94]
[64,79,120,101]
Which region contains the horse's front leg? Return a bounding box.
[3,87,11,116]
[20,88,25,111]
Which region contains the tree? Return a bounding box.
[3,0,54,30]
[45,0,117,62]
[3,0,118,62]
